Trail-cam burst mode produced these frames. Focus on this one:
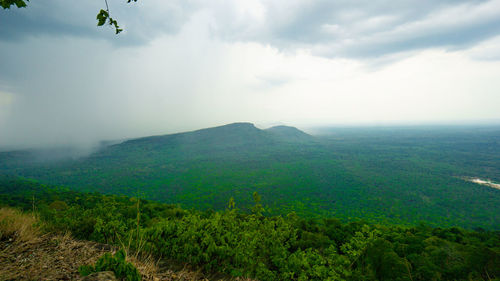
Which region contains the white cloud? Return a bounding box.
[466,35,500,60]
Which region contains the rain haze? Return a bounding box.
[1,0,500,149]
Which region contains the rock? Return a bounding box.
[81,271,117,281]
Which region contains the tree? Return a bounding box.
[251,191,263,216]
[227,197,235,210]
[0,0,136,34]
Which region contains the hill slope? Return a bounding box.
[265,125,314,142]
[0,124,499,229]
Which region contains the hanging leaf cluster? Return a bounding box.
[2,0,139,35]
[0,0,28,9]
[95,0,137,34]
[96,9,123,34]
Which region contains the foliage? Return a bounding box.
[1,176,499,281]
[0,0,27,9]
[79,249,141,281]
[1,124,499,229]
[96,9,122,34]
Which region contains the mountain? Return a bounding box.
[125,122,269,147]
[265,125,315,142]
[122,122,314,150]
[1,124,500,229]
[0,122,322,209]
[90,122,316,165]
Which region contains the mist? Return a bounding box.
[1,0,500,151]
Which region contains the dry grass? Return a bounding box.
[0,228,112,280]
[0,207,39,243]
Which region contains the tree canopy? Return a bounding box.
[1,176,499,281]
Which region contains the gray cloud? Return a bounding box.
[0,0,195,46]
[208,0,500,58]
[318,0,500,58]
[2,0,499,58]
[1,1,104,41]
[1,0,500,150]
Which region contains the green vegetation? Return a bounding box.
[1,176,499,280]
[79,249,142,281]
[0,0,28,9]
[1,123,499,229]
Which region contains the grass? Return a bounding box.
[0,207,39,242]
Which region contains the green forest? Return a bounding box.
[1,176,499,280]
[1,124,499,229]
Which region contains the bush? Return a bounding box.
[79,249,141,281]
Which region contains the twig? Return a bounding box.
[104,0,109,13]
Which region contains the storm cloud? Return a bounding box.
[1,0,500,149]
[3,0,500,57]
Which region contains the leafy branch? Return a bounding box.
[96,0,138,34]
[1,0,138,35]
[0,0,28,9]
[97,8,122,35]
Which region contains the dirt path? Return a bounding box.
[0,233,112,280]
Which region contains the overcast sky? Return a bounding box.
[1,0,500,148]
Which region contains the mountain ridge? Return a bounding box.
[122,122,312,145]
[265,125,314,142]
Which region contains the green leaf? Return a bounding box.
[96,9,108,26]
[1,0,28,9]
[15,0,26,8]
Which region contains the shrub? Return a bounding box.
[79,249,141,281]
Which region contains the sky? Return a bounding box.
[1,0,500,148]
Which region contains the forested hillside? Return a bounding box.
[0,176,499,281]
[1,123,499,229]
